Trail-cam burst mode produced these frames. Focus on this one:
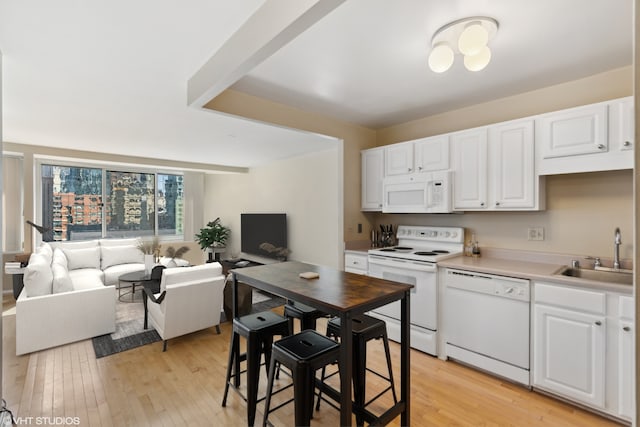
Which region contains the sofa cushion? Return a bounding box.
[63,247,101,270]
[101,245,144,269]
[52,263,74,294]
[23,253,53,297]
[52,248,68,269]
[36,242,53,264]
[160,262,222,293]
[103,263,145,286]
[49,240,99,250]
[100,238,140,247]
[68,269,104,291]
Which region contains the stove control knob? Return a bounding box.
[444,231,451,237]
[451,232,458,238]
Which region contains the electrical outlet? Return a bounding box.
[527,227,544,241]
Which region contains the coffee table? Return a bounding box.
[118,270,152,302]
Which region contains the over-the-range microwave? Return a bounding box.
[382,170,453,213]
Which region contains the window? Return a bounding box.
[40,163,183,241]
[106,170,155,238]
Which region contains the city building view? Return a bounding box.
[41,165,183,241]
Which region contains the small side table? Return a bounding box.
[5,267,25,300]
[118,270,152,302]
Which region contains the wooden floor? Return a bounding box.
[1,295,623,426]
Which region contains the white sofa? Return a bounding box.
[16,238,153,355]
[146,262,225,351]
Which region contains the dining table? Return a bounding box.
[231,260,412,426]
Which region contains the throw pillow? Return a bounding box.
[36,242,53,265]
[52,263,74,293]
[63,247,101,270]
[101,245,144,269]
[23,253,53,297]
[52,248,68,269]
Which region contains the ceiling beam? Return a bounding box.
[187,0,345,108]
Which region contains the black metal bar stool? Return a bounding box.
[263,329,340,427]
[316,314,397,421]
[222,310,290,426]
[283,301,327,331]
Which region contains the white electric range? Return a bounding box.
[367,225,464,355]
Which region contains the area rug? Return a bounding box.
[93,290,285,358]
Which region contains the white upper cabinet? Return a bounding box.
[361,147,384,211]
[537,103,608,159]
[536,97,633,175]
[385,142,414,176]
[490,119,536,209]
[452,128,488,209]
[453,119,542,211]
[385,135,449,176]
[415,135,449,172]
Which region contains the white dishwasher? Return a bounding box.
[444,268,531,386]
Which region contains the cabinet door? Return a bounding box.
[610,97,634,152]
[618,319,634,419]
[452,128,488,209]
[361,148,384,211]
[415,135,449,172]
[385,142,414,176]
[538,103,608,159]
[533,304,606,409]
[491,119,535,208]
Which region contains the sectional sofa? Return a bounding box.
[15,238,185,355]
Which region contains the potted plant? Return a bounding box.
[195,218,230,262]
[137,236,161,273]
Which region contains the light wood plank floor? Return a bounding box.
[2,296,623,426]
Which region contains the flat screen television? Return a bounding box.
[240,213,288,260]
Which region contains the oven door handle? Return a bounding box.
[368,256,437,272]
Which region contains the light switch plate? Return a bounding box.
[528,227,544,241]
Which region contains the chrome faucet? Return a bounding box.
[613,227,621,270]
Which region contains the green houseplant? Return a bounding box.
[195,218,230,261]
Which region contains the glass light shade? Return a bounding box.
[464,46,491,71]
[458,23,488,56]
[428,43,454,73]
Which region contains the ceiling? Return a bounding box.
[0,0,633,168]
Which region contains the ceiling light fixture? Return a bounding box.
[428,16,498,73]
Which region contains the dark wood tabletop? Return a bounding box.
[231,260,412,426]
[232,260,412,316]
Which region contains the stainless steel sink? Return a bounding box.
[556,267,633,286]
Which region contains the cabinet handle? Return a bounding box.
[408,168,412,172]
[418,166,423,171]
[624,141,632,147]
[595,321,602,326]
[623,326,631,331]
[480,202,485,207]
[495,202,500,206]
[597,144,605,150]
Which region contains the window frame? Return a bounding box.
[35,157,184,244]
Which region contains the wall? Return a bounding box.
[371,67,634,260]
[203,148,343,269]
[205,89,377,243]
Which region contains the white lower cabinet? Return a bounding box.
[618,296,634,420]
[344,251,368,275]
[532,281,634,421]
[533,304,606,408]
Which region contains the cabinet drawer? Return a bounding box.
[534,282,606,314]
[619,295,634,319]
[345,253,368,271]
